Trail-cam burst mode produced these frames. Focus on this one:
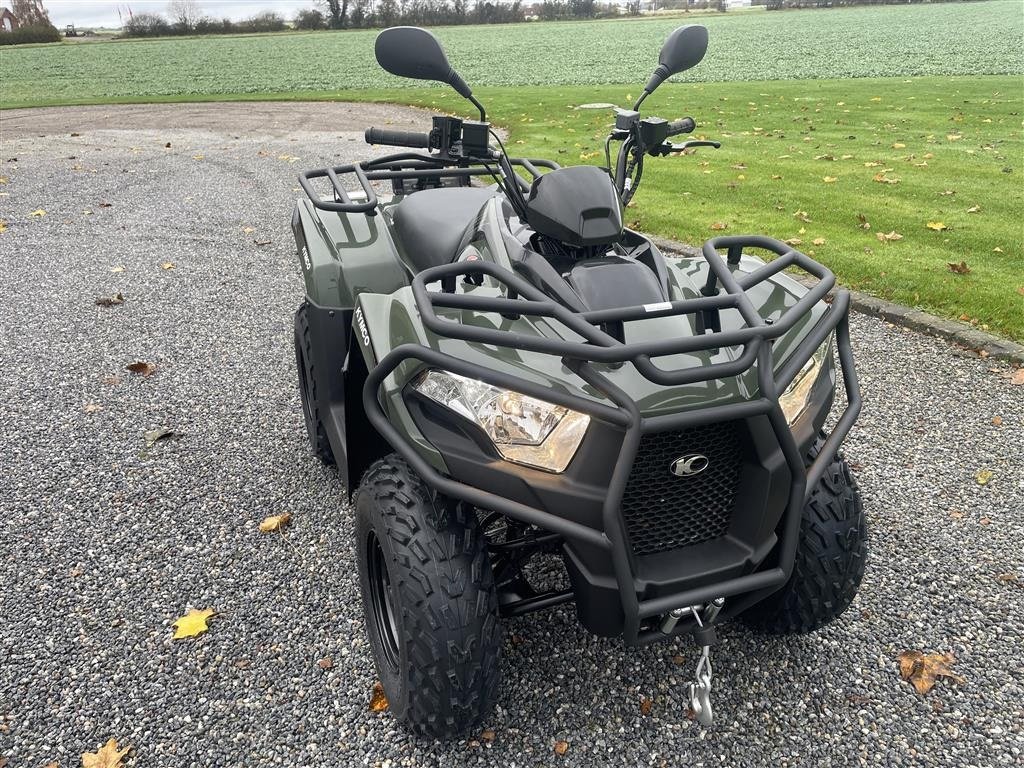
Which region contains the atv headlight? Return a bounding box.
[779,335,834,425]
[412,370,590,473]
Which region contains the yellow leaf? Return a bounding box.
[823,176,837,183]
[993,247,1004,253]
[946,134,962,141]
[870,96,882,102]
[876,231,903,243]
[111,265,125,273]
[553,740,570,756]
[785,237,803,246]
[813,238,826,246]
[873,173,900,185]
[892,142,906,149]
[710,222,728,231]
[29,209,46,218]
[160,261,175,270]
[172,608,215,639]
[898,651,964,695]
[259,512,292,533]
[967,205,981,213]
[0,220,7,234]
[81,738,130,768]
[0,176,7,184]
[192,154,205,160]
[926,221,948,231]
[976,469,994,485]
[369,681,389,712]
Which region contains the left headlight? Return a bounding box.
[779,335,834,425]
[411,370,590,473]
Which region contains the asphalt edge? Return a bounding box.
[649,236,1024,365]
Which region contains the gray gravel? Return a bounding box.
[1,104,1022,768]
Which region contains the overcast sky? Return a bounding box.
[1,1,320,28]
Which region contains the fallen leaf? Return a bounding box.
[192,154,204,160]
[863,161,882,168]
[95,293,124,307]
[317,657,333,670]
[946,134,962,141]
[967,205,982,213]
[159,261,175,270]
[253,238,271,246]
[640,697,653,716]
[234,658,251,669]
[939,189,956,196]
[876,231,903,243]
[947,261,971,275]
[126,361,156,377]
[898,651,964,694]
[857,213,871,230]
[0,220,7,234]
[1011,369,1024,385]
[892,142,906,149]
[976,469,994,485]
[369,681,389,712]
[949,509,964,520]
[873,173,900,185]
[165,142,172,148]
[813,238,827,246]
[259,512,292,533]
[81,738,130,768]
[553,740,569,756]
[846,693,871,705]
[710,221,728,231]
[144,427,175,447]
[102,375,121,386]
[172,607,215,639]
[84,402,103,413]
[979,516,992,526]
[29,209,46,217]
[784,237,803,246]
[992,415,1002,426]
[823,176,837,183]
[793,210,812,222]
[110,265,125,273]
[1017,286,1024,296]
[671,654,685,666]
[996,572,1018,583]
[926,221,948,232]
[98,201,113,208]
[480,728,496,743]
[242,226,255,234]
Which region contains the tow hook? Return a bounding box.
[661,597,725,727]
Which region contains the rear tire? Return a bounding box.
[294,302,334,465]
[355,455,501,738]
[740,435,867,634]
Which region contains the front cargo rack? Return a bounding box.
[362,231,862,645]
[298,151,559,214]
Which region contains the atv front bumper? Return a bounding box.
[363,236,862,645]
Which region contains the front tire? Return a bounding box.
[355,455,501,738]
[741,436,867,634]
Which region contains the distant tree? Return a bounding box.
[167,0,201,31]
[123,11,173,36]
[10,0,53,27]
[322,0,350,27]
[294,7,328,28]
[245,11,287,32]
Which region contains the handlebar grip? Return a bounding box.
[364,127,431,149]
[666,117,696,138]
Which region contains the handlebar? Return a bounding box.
[364,127,432,149]
[666,117,696,138]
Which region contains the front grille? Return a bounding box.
[621,422,743,555]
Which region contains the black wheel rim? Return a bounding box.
[366,531,400,673]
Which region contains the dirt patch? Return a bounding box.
[0,101,431,139]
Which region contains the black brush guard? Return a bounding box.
[362,235,862,645]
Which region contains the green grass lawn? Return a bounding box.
[1,2,1021,338]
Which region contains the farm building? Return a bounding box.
[1,7,19,31]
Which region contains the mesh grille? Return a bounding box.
[621,422,742,555]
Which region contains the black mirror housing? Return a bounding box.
[643,24,709,96]
[374,26,472,99]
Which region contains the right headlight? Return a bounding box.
[779,334,834,425]
[411,370,590,473]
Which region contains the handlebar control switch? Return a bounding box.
[461,120,491,158]
[638,117,670,149]
[614,110,641,131]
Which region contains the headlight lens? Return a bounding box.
[779,335,834,425]
[412,370,590,473]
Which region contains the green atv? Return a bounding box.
[292,25,867,737]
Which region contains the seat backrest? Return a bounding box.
[392,187,495,273]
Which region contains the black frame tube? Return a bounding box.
[361,235,862,644]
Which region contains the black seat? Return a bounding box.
[392,187,495,273]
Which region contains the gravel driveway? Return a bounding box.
[1,103,1021,768]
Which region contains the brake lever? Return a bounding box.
[649,139,722,157]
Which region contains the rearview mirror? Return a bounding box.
[642,25,709,98]
[375,26,472,100]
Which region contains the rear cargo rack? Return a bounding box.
[363,234,862,645]
[298,151,559,214]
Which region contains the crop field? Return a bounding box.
[1,0,1022,339]
[1,1,1022,107]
